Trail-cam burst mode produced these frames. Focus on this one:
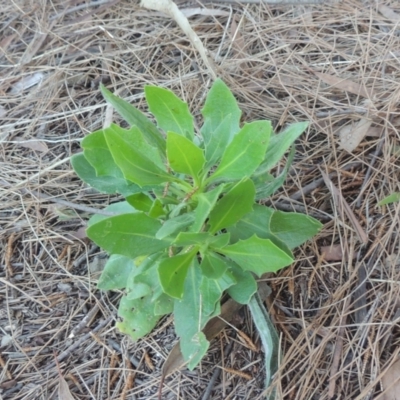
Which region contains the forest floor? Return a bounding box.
[1,0,400,399]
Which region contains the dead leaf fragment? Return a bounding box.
[381,357,400,400]
[339,117,372,153]
[10,72,44,95]
[320,244,343,261]
[378,5,400,22]
[313,71,374,99]
[17,139,49,154]
[58,375,75,400]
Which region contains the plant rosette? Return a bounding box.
[71,79,322,373]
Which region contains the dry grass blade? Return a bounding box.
[320,170,368,244]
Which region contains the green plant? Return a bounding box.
[71,79,322,373]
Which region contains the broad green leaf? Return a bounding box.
[100,84,166,153]
[270,211,323,249]
[126,193,153,212]
[248,293,280,394]
[87,213,171,259]
[97,254,134,290]
[117,294,161,340]
[203,114,232,167]
[174,232,211,246]
[156,213,195,239]
[200,251,227,279]
[82,130,122,177]
[228,204,274,242]
[154,293,174,315]
[71,153,140,196]
[191,185,224,232]
[145,86,194,140]
[227,205,293,257]
[174,262,210,369]
[207,121,271,183]
[201,79,241,144]
[88,201,137,227]
[209,179,255,234]
[255,121,308,176]
[226,261,257,304]
[149,198,165,218]
[158,249,197,299]
[199,272,236,318]
[378,192,400,206]
[218,235,293,276]
[166,132,205,179]
[255,146,295,200]
[104,124,172,187]
[117,254,164,340]
[208,233,230,249]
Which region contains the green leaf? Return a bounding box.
[174,262,210,369]
[378,192,400,206]
[117,294,161,340]
[88,201,137,227]
[228,204,274,242]
[255,121,308,177]
[174,232,211,246]
[82,130,122,177]
[191,185,224,232]
[207,121,271,183]
[71,153,140,196]
[145,86,194,140]
[201,79,241,143]
[203,114,232,167]
[87,213,171,259]
[149,198,165,218]
[156,213,195,239]
[126,193,153,212]
[255,146,295,200]
[208,233,230,249]
[158,249,197,299]
[116,254,164,340]
[166,131,205,179]
[154,293,174,315]
[100,84,166,153]
[97,254,134,290]
[209,179,255,234]
[200,251,227,279]
[199,272,236,318]
[104,124,172,187]
[226,261,257,304]
[248,293,280,394]
[270,211,323,249]
[218,235,293,276]
[227,204,292,257]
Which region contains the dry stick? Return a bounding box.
[141,0,217,80]
[328,296,351,398]
[44,316,112,371]
[68,304,100,339]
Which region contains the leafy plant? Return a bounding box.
[71,79,322,374]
